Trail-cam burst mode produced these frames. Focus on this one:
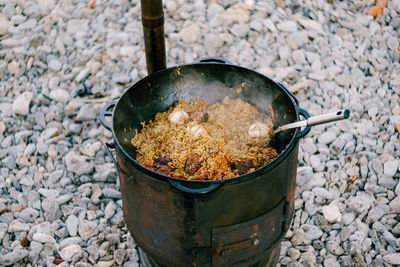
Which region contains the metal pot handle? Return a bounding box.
[168,179,222,194]
[294,107,311,140]
[100,100,118,131]
[193,57,232,64]
[104,143,129,176]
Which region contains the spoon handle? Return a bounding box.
[274,109,350,134]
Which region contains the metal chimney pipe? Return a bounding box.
[140,0,167,74]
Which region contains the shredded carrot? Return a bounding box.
[172,173,184,179]
[224,155,231,162]
[143,160,153,168]
[217,141,225,153]
[89,0,96,8]
[268,104,275,121]
[351,175,358,184]
[214,171,222,180]
[176,81,180,88]
[196,166,205,174]
[214,154,220,162]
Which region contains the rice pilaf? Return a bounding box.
[131,97,278,180]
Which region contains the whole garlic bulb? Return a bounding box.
[168,110,189,124]
[187,125,207,140]
[248,122,269,138]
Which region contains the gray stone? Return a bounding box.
[106,233,120,244]
[8,220,30,232]
[123,261,139,267]
[60,244,83,262]
[112,73,131,84]
[42,199,62,221]
[0,249,29,265]
[299,251,316,264]
[91,184,102,204]
[102,188,121,199]
[179,24,201,43]
[220,3,250,22]
[204,33,224,49]
[347,192,375,213]
[384,160,399,177]
[75,68,90,83]
[38,188,60,199]
[322,204,342,223]
[330,137,346,154]
[389,196,400,210]
[75,105,97,121]
[312,187,333,199]
[104,201,117,219]
[114,249,126,265]
[12,92,33,116]
[366,205,390,223]
[0,223,8,240]
[296,166,313,186]
[2,156,16,169]
[298,18,323,32]
[59,237,83,248]
[378,175,397,189]
[387,36,399,51]
[276,21,298,32]
[318,131,337,145]
[32,232,56,243]
[94,163,116,182]
[49,89,70,103]
[48,59,62,72]
[66,215,79,237]
[326,241,344,255]
[0,14,12,35]
[287,247,300,260]
[230,24,249,37]
[56,194,73,205]
[383,253,400,265]
[78,220,99,240]
[64,151,94,176]
[301,224,322,241]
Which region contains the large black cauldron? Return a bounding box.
[100,58,311,267]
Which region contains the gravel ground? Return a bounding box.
[0,0,399,266]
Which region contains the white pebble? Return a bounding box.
[12,92,33,116]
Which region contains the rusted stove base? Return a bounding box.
[138,242,281,267]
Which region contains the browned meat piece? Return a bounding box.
[184,154,202,175]
[156,165,172,175]
[230,159,254,175]
[190,111,208,123]
[155,154,172,166]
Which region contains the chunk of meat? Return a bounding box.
[184,154,202,175]
[155,154,172,166]
[190,111,209,123]
[230,159,254,175]
[156,165,172,175]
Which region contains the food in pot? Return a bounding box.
[131,97,278,180]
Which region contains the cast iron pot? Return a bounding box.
[100,57,311,267]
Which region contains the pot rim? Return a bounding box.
[110,62,305,184]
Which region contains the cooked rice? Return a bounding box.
[131,97,279,180]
